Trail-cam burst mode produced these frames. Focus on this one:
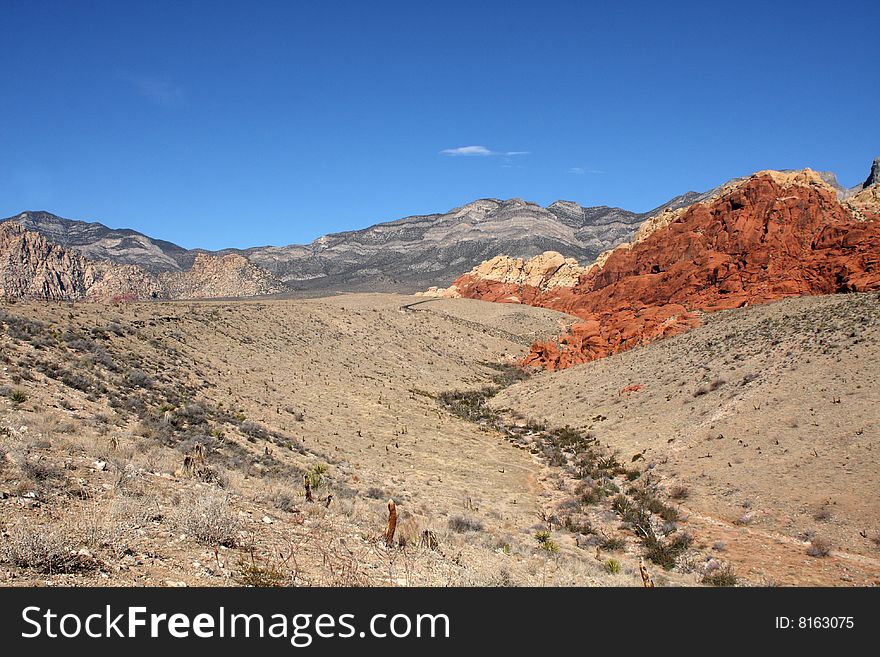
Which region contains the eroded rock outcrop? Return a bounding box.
[441,168,880,369]
[419,251,588,300]
[0,222,284,301]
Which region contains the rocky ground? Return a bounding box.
[0,292,877,587]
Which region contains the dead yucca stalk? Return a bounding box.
[384,499,397,547]
[639,558,655,588]
[303,475,314,502]
[419,529,438,551]
[181,443,206,477]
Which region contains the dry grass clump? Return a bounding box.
[176,496,241,547]
[668,484,690,500]
[807,537,832,557]
[448,515,484,533]
[702,563,738,586]
[2,524,94,574]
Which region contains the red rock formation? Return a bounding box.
[447,173,880,369]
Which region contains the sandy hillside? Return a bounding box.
[1,292,877,587]
[2,294,694,587]
[493,292,880,585]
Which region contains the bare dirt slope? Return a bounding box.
[4,294,686,587]
[2,293,877,587]
[492,292,880,585]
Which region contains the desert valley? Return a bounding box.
[1,159,879,587]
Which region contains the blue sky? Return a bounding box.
[1,0,878,250]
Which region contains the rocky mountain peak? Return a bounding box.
[863,156,880,189]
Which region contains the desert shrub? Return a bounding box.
[807,537,831,557]
[438,388,500,423]
[106,321,125,336]
[364,486,386,500]
[669,485,690,500]
[112,496,162,525]
[448,515,484,533]
[601,536,626,551]
[612,493,633,517]
[60,370,93,392]
[177,403,208,424]
[702,564,738,586]
[274,492,299,513]
[20,456,64,484]
[813,506,832,522]
[240,420,268,440]
[490,364,530,387]
[604,558,621,574]
[2,525,93,574]
[9,389,27,404]
[580,484,610,506]
[643,530,693,570]
[561,515,592,535]
[636,490,680,523]
[125,368,153,389]
[176,497,240,547]
[237,560,287,587]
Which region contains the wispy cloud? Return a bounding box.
[132,76,185,108]
[567,166,605,175]
[440,145,530,157]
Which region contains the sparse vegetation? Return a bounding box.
[807,537,832,557]
[702,564,738,586]
[669,485,689,500]
[448,515,484,533]
[1,290,876,587]
[2,524,94,574]
[176,497,241,547]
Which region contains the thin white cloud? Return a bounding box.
[567,166,605,175]
[132,76,185,108]
[441,145,493,156]
[440,145,530,157]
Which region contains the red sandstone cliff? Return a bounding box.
[439,169,880,369]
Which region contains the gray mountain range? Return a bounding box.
[1,193,694,293]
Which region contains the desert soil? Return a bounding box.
[0,292,877,586]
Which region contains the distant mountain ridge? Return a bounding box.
[5,210,194,273]
[3,158,876,299]
[0,221,285,302]
[0,193,699,294]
